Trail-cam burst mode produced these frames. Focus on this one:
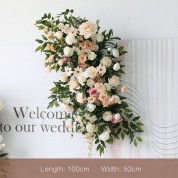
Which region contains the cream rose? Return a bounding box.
[87,115,97,123]
[54,31,63,40]
[108,75,120,87]
[69,78,78,91]
[60,72,68,82]
[79,21,97,39]
[86,123,96,133]
[76,73,87,86]
[100,56,112,67]
[103,111,112,121]
[96,33,104,42]
[76,93,85,104]
[84,66,98,78]
[87,79,95,87]
[88,52,97,61]
[44,65,51,73]
[63,46,74,57]
[99,128,111,141]
[60,103,74,113]
[65,33,77,45]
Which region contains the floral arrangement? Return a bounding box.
[0,101,7,158]
[35,9,143,156]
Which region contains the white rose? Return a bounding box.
[54,31,63,40]
[60,72,68,82]
[76,93,85,104]
[115,113,121,119]
[112,48,119,57]
[65,33,77,45]
[88,52,97,61]
[87,79,95,87]
[96,33,104,42]
[44,66,51,73]
[99,129,111,141]
[103,111,112,121]
[86,123,96,133]
[79,21,97,39]
[109,75,120,87]
[84,67,98,78]
[0,143,5,151]
[87,103,96,112]
[113,63,120,71]
[87,115,97,123]
[0,101,4,111]
[100,57,112,67]
[63,46,74,57]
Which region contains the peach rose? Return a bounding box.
[102,100,110,107]
[47,44,56,52]
[87,96,96,103]
[78,54,88,68]
[99,93,108,102]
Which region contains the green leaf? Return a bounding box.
[137,137,142,142]
[116,128,121,135]
[0,153,8,157]
[42,35,48,40]
[125,108,132,113]
[134,140,137,146]
[48,13,51,19]
[99,146,104,156]
[111,37,121,40]
[100,140,106,148]
[35,46,41,52]
[36,39,43,43]
[121,132,125,140]
[95,139,99,144]
[133,116,140,121]
[130,122,137,130]
[119,46,124,51]
[97,144,101,151]
[122,121,129,129]
[41,43,47,52]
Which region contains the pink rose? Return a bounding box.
[88,88,98,97]
[61,57,70,63]
[112,113,123,124]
